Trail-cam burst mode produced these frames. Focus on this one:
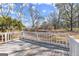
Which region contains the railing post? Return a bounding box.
[69,36,79,56]
[9,33,11,40]
[37,32,39,41]
[1,34,4,43]
[4,33,7,42]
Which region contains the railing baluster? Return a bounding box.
[7,33,9,41]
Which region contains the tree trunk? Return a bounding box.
[70,16,73,31]
[57,11,61,29]
[54,24,57,29]
[70,3,73,31]
[78,14,79,28]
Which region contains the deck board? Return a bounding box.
[0,39,69,56]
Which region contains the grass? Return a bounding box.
[51,35,67,44]
[72,35,79,39]
[26,32,68,44]
[28,28,79,44]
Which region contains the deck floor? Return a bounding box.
[0,39,69,56]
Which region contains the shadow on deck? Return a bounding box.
[5,38,69,56]
[20,38,69,52]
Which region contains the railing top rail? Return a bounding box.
[23,31,68,35]
[0,31,22,35]
[69,36,79,43]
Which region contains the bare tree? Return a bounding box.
[47,11,58,30]
[28,4,43,31]
[75,4,79,28]
[56,3,77,31]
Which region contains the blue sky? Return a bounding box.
[0,3,56,27]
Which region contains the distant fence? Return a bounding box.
[69,36,79,56]
[0,32,22,43]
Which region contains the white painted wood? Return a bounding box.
[36,32,39,40]
[0,32,22,43]
[69,36,79,56]
[5,33,7,42]
[7,33,10,41]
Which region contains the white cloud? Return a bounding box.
[52,3,55,7]
[42,10,46,13]
[32,6,36,10]
[18,12,21,16]
[22,3,30,8]
[26,4,30,7]
[10,10,15,14]
[3,4,8,8]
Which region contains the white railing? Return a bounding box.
[22,31,69,47]
[0,32,22,43]
[0,31,69,56]
[69,36,79,56]
[22,31,69,56]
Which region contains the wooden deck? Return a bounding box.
[0,31,69,56]
[0,39,69,56]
